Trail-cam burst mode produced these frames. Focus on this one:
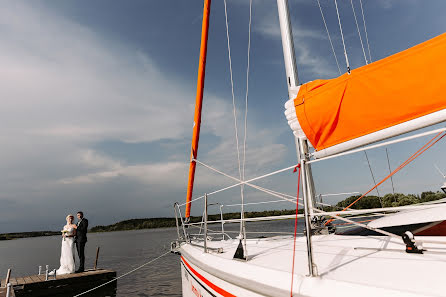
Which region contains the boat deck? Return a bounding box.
[181,234,446,297]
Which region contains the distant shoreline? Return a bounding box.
[2,191,444,241]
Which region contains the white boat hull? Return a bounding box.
[179,235,446,297]
[181,255,265,297]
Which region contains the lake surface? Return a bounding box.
[0,219,302,296]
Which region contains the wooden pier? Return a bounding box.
[0,286,15,297]
[1,269,116,297]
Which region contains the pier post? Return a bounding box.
[94,247,100,270]
[38,266,42,275]
[5,269,11,287]
[6,283,11,297]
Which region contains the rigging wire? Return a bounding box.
[192,158,300,204]
[359,0,373,62]
[326,131,446,224]
[334,0,351,73]
[350,0,368,64]
[240,0,253,256]
[363,151,382,205]
[316,0,341,75]
[222,0,246,242]
[386,148,395,194]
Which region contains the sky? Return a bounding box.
[0,0,445,233]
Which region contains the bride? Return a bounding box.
[52,214,77,275]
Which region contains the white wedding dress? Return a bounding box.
[52,225,76,275]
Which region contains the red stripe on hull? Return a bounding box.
[181,256,236,297]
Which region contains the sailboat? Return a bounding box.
[172,0,446,296]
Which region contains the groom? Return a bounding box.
[75,211,88,273]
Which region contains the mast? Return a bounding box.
[185,0,212,219]
[277,0,317,276]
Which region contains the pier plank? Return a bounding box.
[0,286,16,297]
[6,269,116,297]
[36,275,46,282]
[29,275,41,283]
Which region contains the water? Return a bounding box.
[0,219,303,296]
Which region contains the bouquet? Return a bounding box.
[61,230,68,241]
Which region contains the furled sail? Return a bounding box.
[285,33,446,159]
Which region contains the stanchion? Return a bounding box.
[5,269,11,287]
[6,283,11,297]
[94,247,100,270]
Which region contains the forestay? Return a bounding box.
[285,33,446,159]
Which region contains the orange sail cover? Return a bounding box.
[293,33,446,158]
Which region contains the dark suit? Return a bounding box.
[75,218,88,271]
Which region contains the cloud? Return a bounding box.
[252,2,338,79]
[0,1,291,232]
[58,150,186,187]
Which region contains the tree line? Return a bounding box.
[2,191,444,239]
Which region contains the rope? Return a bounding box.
[290,164,301,296]
[223,0,247,246]
[73,251,170,297]
[350,0,368,64]
[359,0,372,62]
[334,0,350,73]
[326,131,446,224]
[316,0,341,75]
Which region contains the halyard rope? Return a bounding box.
[223,0,247,246]
[334,0,350,73]
[73,251,170,297]
[359,0,372,62]
[316,0,341,75]
[350,0,368,64]
[240,0,253,254]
